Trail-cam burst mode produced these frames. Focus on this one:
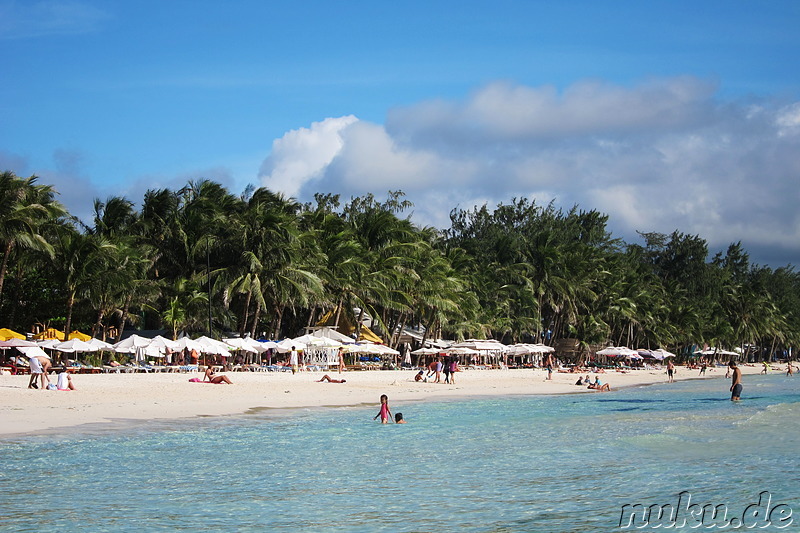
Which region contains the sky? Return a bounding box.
[2,0,799,267]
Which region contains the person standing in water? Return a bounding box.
[373,394,393,423]
[729,361,742,401]
[667,359,675,383]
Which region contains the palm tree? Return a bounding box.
[0,171,66,308]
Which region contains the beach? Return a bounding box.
[0,364,766,438]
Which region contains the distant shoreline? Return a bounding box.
[0,365,769,440]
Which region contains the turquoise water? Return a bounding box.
[1,375,798,532]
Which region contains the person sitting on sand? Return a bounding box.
[414,370,424,382]
[204,366,233,384]
[575,376,584,385]
[317,374,346,383]
[395,413,406,424]
[56,369,76,391]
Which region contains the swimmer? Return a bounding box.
[395,413,407,424]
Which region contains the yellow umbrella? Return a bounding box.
[0,328,25,341]
[68,330,91,341]
[32,328,66,341]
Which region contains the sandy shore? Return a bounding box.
[0,364,766,438]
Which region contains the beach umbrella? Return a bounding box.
[148,335,180,352]
[112,334,153,353]
[194,336,232,356]
[172,336,204,352]
[85,338,114,351]
[410,347,439,355]
[18,346,50,359]
[54,338,96,353]
[67,330,92,341]
[0,338,37,349]
[0,328,25,341]
[32,328,65,341]
[222,338,259,353]
[275,339,305,353]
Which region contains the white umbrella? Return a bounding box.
[447,347,479,355]
[0,338,37,349]
[173,336,205,352]
[410,347,439,355]
[54,338,96,353]
[113,334,154,354]
[275,339,305,353]
[222,337,259,354]
[148,335,180,352]
[86,338,114,351]
[19,346,50,359]
[194,335,232,356]
[292,334,342,348]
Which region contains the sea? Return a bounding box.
[1,374,798,532]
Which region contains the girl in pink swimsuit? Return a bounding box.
[373,394,392,424]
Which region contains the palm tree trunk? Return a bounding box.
[240,288,253,336]
[0,240,14,305]
[250,301,262,339]
[93,309,105,339]
[118,293,133,341]
[334,297,343,328]
[273,306,284,340]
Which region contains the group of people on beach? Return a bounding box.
[415,355,459,384]
[26,354,76,391]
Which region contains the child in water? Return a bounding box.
[373,394,393,424]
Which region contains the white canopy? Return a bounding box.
[292,334,342,348]
[194,336,232,356]
[275,339,305,353]
[310,327,354,343]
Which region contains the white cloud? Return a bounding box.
[258,116,358,197]
[258,78,800,266]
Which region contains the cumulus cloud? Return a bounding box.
[258,116,358,198]
[258,77,800,266]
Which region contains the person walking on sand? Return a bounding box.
[337,346,346,374]
[667,360,675,383]
[449,356,458,384]
[289,346,299,374]
[729,361,742,401]
[373,394,393,423]
[545,353,554,380]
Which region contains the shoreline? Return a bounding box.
[0,365,768,440]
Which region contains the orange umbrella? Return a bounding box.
[0,328,25,341]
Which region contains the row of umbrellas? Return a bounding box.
[410,340,555,357]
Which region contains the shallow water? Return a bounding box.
[1,375,798,532]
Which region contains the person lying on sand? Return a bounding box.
[317,374,346,383]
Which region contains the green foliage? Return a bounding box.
[0,169,797,359]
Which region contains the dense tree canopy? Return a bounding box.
[1,170,797,360]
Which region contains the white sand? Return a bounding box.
[0,364,766,438]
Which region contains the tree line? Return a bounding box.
[1,170,798,360]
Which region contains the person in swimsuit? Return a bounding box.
[317,374,346,383]
[395,413,406,424]
[337,347,346,374]
[667,360,675,383]
[729,361,742,401]
[373,394,392,423]
[204,366,233,384]
[788,362,794,376]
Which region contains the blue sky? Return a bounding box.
[2,0,800,266]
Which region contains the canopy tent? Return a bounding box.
[32,328,65,341]
[315,307,384,344]
[67,330,92,341]
[0,328,25,341]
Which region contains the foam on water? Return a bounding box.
[1,374,798,532]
